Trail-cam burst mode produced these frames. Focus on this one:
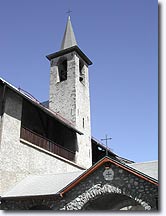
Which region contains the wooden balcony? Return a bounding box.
[20,127,75,162]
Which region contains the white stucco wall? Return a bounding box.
[0,89,84,195]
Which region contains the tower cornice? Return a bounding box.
[46,45,92,66]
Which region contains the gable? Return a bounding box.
[57,156,158,210]
[60,156,158,197]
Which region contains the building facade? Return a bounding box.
[0,16,158,211]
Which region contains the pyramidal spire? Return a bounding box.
[60,16,77,50]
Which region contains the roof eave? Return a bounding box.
[0,78,83,135]
[46,45,93,66]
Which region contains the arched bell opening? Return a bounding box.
[79,59,85,84]
[58,57,67,82]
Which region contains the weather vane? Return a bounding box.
[101,134,112,156]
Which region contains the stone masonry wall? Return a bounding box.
[57,162,158,210]
[49,52,77,123]
[49,51,92,169]
[75,54,92,168]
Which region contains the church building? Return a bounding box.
[0,16,158,210]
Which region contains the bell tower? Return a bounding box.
[46,16,92,168]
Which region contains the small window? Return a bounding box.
[83,118,85,128]
[58,58,67,82]
[79,59,84,83]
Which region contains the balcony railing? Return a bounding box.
[20,127,75,162]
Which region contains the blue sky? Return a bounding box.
[0,0,158,162]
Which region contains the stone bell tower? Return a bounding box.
[46,16,92,168]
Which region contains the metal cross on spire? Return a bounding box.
[101,134,112,156]
[66,9,72,17]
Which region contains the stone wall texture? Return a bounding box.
[49,51,92,169]
[56,162,158,211]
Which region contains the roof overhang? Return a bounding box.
[0,78,83,135]
[1,171,84,199]
[46,45,93,66]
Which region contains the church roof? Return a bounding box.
[59,156,158,197]
[60,16,77,50]
[129,161,158,180]
[2,157,158,199]
[91,137,134,164]
[2,171,84,198]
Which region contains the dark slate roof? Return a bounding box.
[91,136,134,164]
